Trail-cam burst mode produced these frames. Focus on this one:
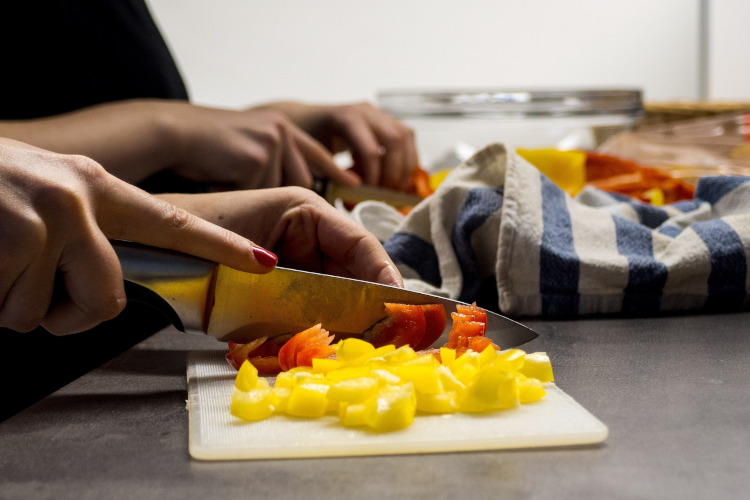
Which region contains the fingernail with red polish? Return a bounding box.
[252,245,278,268]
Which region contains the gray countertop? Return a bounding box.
[2,312,749,499]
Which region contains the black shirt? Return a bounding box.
[0,0,188,119]
[1,0,191,422]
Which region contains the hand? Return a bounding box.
[260,101,420,190]
[159,187,404,287]
[0,138,276,335]
[167,104,363,190]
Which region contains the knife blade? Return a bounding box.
[114,241,537,348]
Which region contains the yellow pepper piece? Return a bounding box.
[478,344,498,366]
[495,348,526,372]
[416,391,459,414]
[327,377,379,403]
[336,338,375,362]
[643,187,665,206]
[324,365,372,383]
[230,379,278,421]
[461,363,518,412]
[273,386,291,413]
[393,364,442,394]
[312,357,344,373]
[439,347,456,366]
[516,148,587,196]
[354,344,396,365]
[519,352,554,382]
[382,345,418,364]
[339,402,373,427]
[517,374,547,404]
[435,365,465,394]
[285,382,330,418]
[367,382,416,432]
[235,360,258,392]
[429,168,451,191]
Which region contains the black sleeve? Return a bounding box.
[0,0,189,119]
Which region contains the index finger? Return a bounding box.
[95,179,276,274]
[291,126,362,187]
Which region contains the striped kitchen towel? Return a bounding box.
[384,143,750,316]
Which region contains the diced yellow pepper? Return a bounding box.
[416,391,459,413]
[461,363,518,412]
[327,377,379,403]
[235,360,259,392]
[439,347,456,366]
[393,364,442,394]
[369,368,401,386]
[324,365,372,383]
[516,148,587,196]
[312,357,344,374]
[351,344,396,366]
[435,365,465,394]
[452,351,481,385]
[517,374,547,404]
[382,345,417,364]
[285,382,330,418]
[336,338,375,362]
[273,386,291,413]
[229,333,554,431]
[230,379,278,421]
[495,349,526,372]
[519,352,554,382]
[478,344,498,366]
[367,383,416,432]
[339,402,373,427]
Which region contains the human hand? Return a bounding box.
[260,101,420,190]
[0,138,277,335]
[159,187,404,287]
[167,103,363,190]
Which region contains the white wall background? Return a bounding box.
[146,0,718,109]
[707,0,750,100]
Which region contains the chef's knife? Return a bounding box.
[114,241,537,348]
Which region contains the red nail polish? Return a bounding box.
[252,246,278,268]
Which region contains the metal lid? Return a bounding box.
[377,88,643,118]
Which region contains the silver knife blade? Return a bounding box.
[114,241,538,348]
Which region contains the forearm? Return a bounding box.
[0,99,186,184]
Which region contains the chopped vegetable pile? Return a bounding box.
[229,302,554,432]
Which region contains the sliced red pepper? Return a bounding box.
[278,324,335,371]
[414,304,447,351]
[364,303,426,349]
[225,337,268,370]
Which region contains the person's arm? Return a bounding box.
[158,187,404,288]
[0,99,361,189]
[0,138,276,336]
[0,99,420,191]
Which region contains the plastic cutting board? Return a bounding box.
[187,351,608,460]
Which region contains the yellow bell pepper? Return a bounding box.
[230,336,554,432]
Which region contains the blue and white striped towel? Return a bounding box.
[384,143,750,316]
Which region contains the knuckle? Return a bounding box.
[2,212,47,258]
[245,146,271,168]
[359,145,382,163]
[161,204,195,233]
[90,293,128,322]
[257,126,282,149]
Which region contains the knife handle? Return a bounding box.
[112,240,216,335]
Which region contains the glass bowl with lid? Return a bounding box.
[377,88,643,171]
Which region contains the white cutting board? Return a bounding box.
[187,351,608,460]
